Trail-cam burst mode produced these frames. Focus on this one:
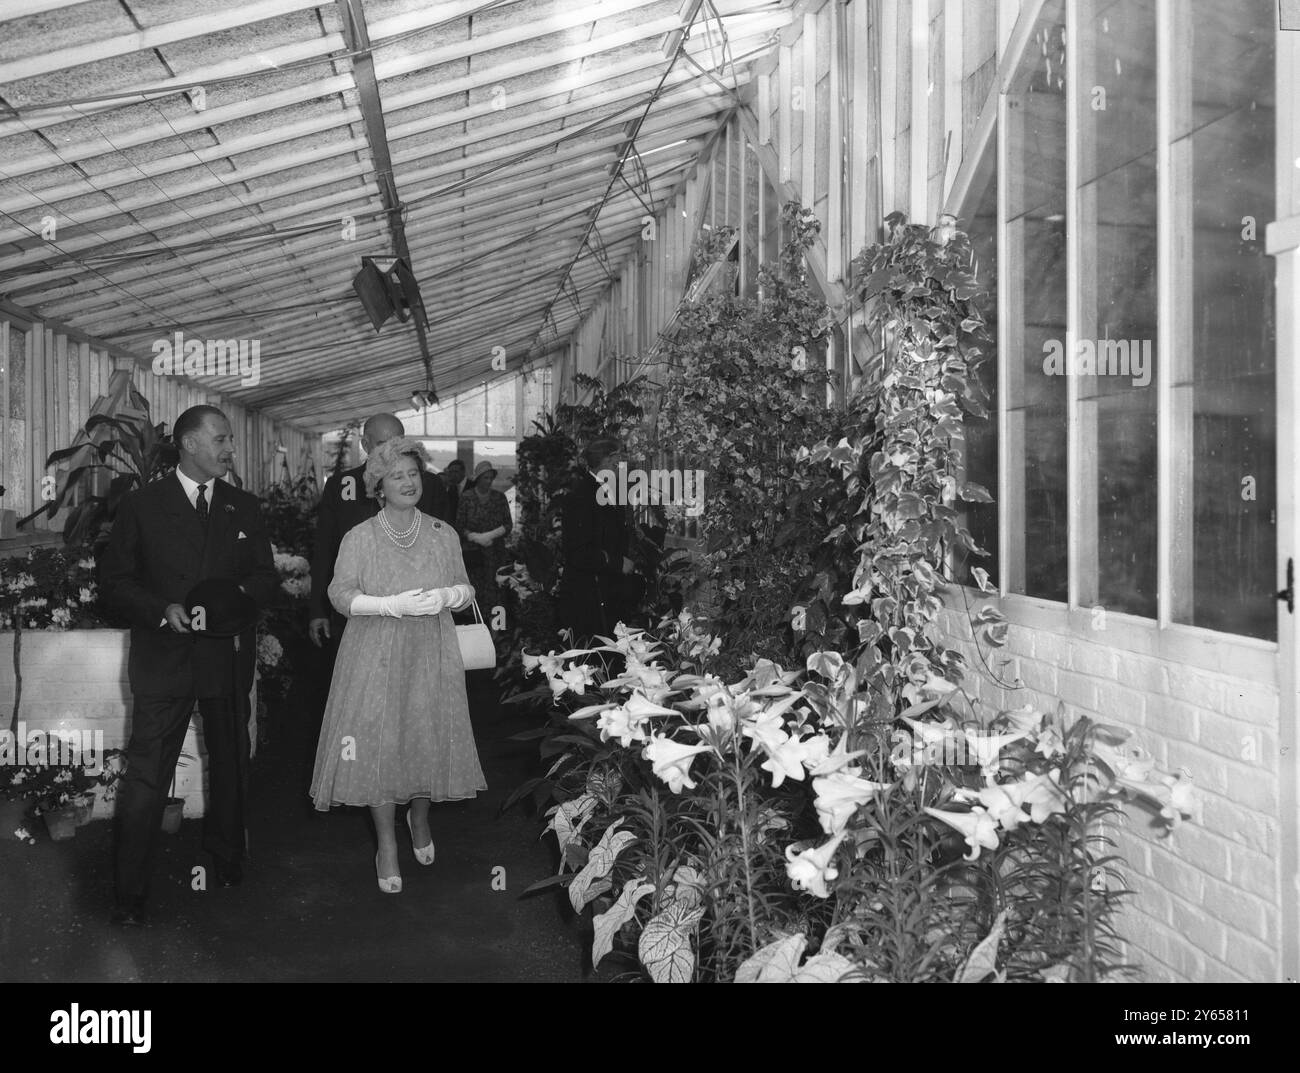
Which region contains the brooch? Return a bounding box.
[223,504,236,513]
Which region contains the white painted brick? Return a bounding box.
[1168,897,1228,961]
[1199,793,1278,855]
[1162,824,1231,881]
[1202,876,1270,941]
[1150,845,1207,905]
[1228,846,1278,903]
[1166,667,1228,711]
[1070,642,1116,680]
[1133,919,1208,981]
[1030,630,1072,670]
[1056,669,1098,710]
[1200,956,1251,983]
[1093,679,1147,728]
[1218,680,1278,726]
[1219,932,1279,981]
[1143,695,1200,742]
[1014,656,1058,695]
[1114,652,1169,694]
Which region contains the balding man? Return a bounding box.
[308,414,451,650]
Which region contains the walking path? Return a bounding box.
[0,646,583,982]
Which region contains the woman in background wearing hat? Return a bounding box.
[310,437,486,893]
[455,460,512,615]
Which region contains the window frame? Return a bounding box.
[944,0,1284,652]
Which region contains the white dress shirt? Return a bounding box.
[175,467,213,511]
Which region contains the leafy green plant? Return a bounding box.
[650,202,842,671]
[36,378,176,554]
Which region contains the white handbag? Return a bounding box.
[456,598,496,671]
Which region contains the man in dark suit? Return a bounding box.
[558,437,635,643]
[99,405,278,925]
[308,413,450,652]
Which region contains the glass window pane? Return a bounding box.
[1169,0,1275,639]
[743,139,760,297]
[456,384,486,438]
[1007,0,1067,601]
[957,134,999,589]
[1077,0,1159,619]
[486,377,516,439]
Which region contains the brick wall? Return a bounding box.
[938,603,1283,982]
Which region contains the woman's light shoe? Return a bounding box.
[406,811,436,866]
[375,852,403,894]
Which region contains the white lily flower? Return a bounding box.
[1019,770,1067,823]
[742,709,789,753]
[805,733,867,776]
[784,831,847,899]
[642,735,712,793]
[963,728,1027,776]
[924,806,1000,860]
[812,771,888,835]
[597,706,650,748]
[760,735,820,788]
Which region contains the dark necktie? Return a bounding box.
[196,483,209,524]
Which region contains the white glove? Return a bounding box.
[350,589,444,618]
[440,584,474,611]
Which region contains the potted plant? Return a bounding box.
[7,750,126,841]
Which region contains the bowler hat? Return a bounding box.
[183,578,259,637]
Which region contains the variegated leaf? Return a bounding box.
[956,910,1008,983]
[549,792,596,861]
[591,879,655,967]
[568,822,637,912]
[638,901,704,983]
[791,950,861,983]
[734,933,807,983]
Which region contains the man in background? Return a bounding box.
[308,413,451,655]
[441,457,467,526]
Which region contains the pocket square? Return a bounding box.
[237,531,247,539]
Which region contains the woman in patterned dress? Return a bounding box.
[455,460,513,615]
[310,437,487,893]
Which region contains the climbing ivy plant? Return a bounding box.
[803,211,1005,726]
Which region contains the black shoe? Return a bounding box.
[109,903,149,928]
[213,858,243,887]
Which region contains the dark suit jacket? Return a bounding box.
[309,464,450,620]
[558,470,629,637]
[99,475,279,700]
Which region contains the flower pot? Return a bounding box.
[43,805,79,841]
[161,797,185,834]
[73,796,94,827]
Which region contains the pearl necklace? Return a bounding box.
[378,506,421,548]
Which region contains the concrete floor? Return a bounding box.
[0,643,587,982]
